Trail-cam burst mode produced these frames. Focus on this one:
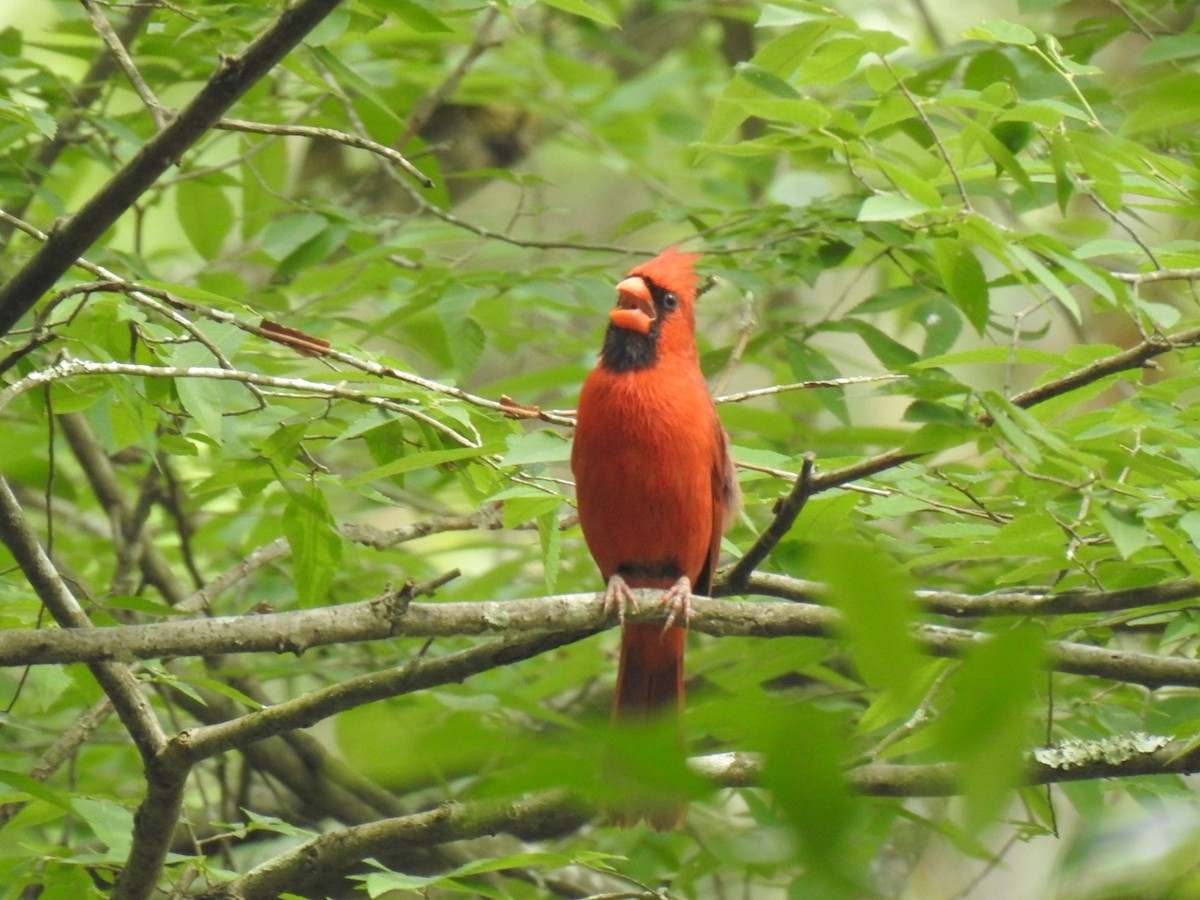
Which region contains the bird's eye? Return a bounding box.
[662,291,679,311]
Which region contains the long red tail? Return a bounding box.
[610,623,687,829]
[613,622,686,716]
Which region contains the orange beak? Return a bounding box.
[609,276,654,335]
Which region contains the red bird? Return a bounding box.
[572,248,736,724]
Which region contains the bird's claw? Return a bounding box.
[603,574,639,626]
[604,574,692,634]
[659,576,692,634]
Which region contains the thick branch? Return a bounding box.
[0,0,345,338]
[5,592,1200,691]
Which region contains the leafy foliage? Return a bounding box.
[2,0,1200,897]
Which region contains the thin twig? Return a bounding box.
[215,117,433,188]
[0,358,482,449]
[715,374,906,404]
[81,0,169,127]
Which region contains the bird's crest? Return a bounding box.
[626,247,702,301]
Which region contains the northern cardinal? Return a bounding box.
[572,246,736,730]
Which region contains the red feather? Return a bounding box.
[571,248,735,827]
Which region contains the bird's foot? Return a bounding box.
[602,574,639,625]
[659,576,692,633]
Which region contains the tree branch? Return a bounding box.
[721,454,815,593]
[171,629,598,765]
[4,592,1199,690]
[0,0,345,339]
[740,571,1200,617]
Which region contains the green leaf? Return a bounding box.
[538,0,619,27]
[282,481,343,607]
[755,705,862,890]
[858,193,931,222]
[389,0,453,32]
[261,212,327,261]
[1009,244,1081,323]
[817,540,923,694]
[702,22,837,142]
[963,20,1036,45]
[176,179,233,260]
[935,623,1044,830]
[786,339,849,425]
[798,36,867,85]
[931,239,989,333]
[347,444,500,485]
[73,797,135,860]
[979,392,1042,462]
[503,430,571,466]
[1121,73,1200,135]
[734,62,803,99]
[1137,34,1200,65]
[0,770,73,811]
[1148,520,1200,581]
[1098,505,1149,559]
[538,509,561,592]
[827,319,920,368]
[310,46,403,125]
